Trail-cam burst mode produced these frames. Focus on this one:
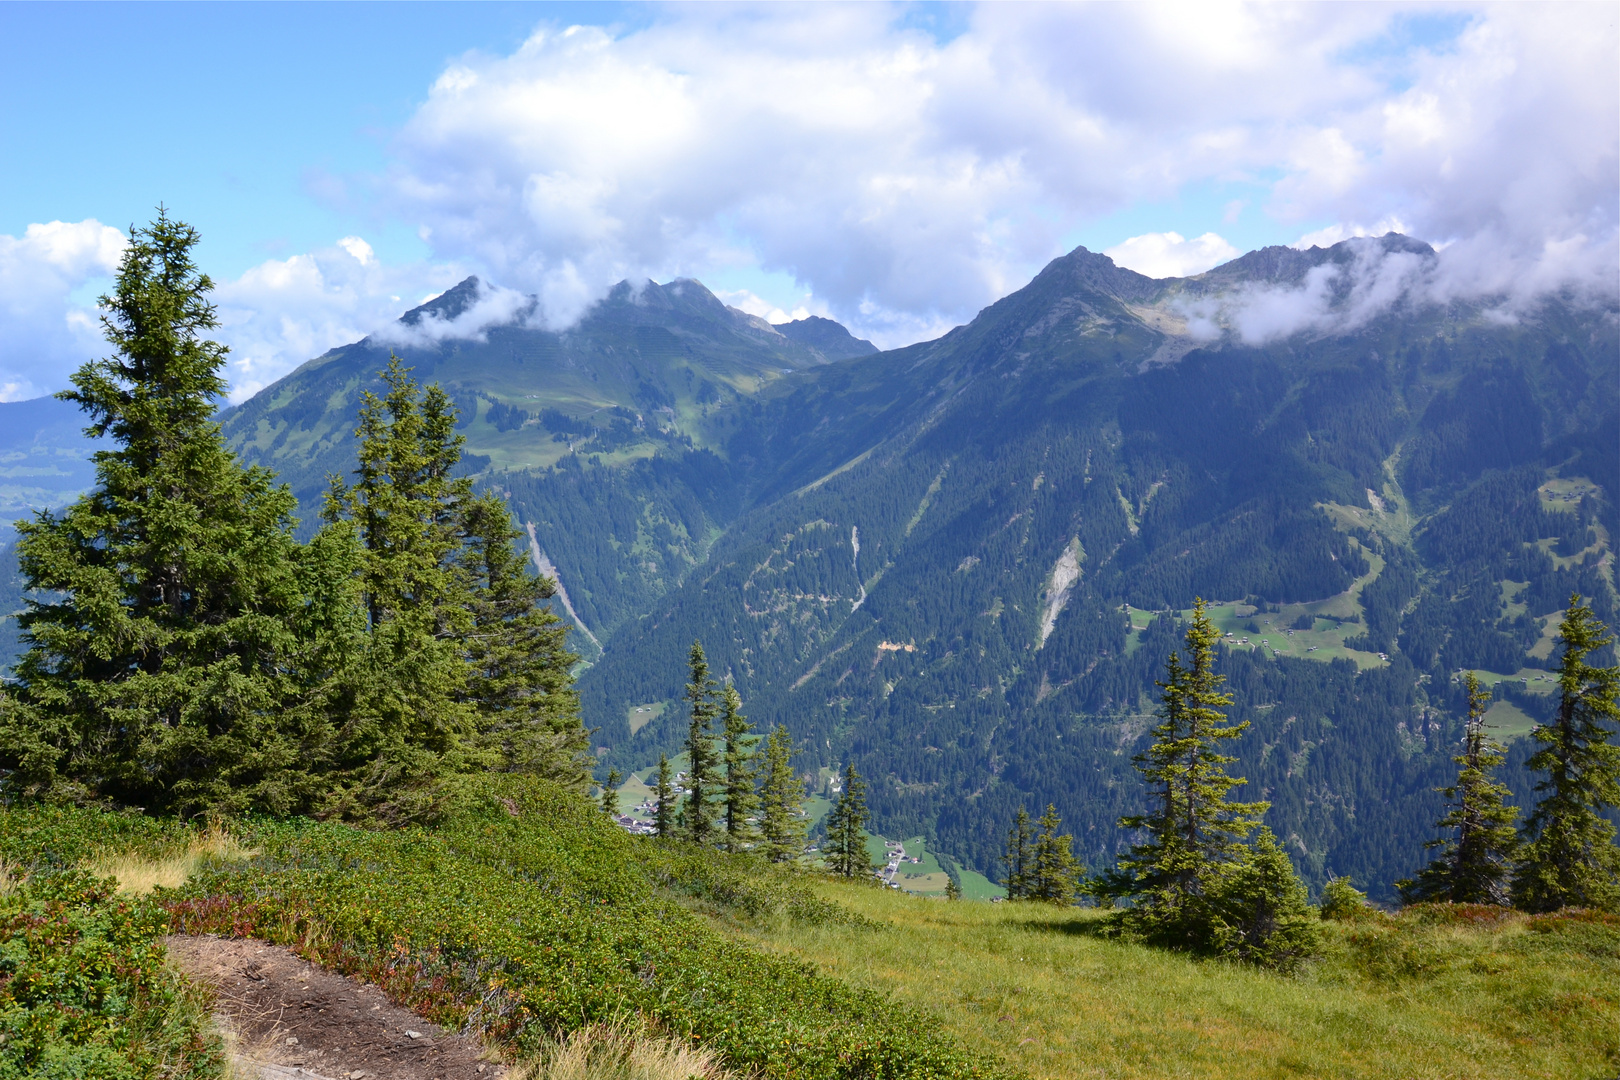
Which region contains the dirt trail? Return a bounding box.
[166,934,505,1080]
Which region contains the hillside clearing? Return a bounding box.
[716,880,1620,1080]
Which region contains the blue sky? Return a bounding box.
[0,2,1613,400]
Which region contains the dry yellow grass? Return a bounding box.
[719,879,1619,1080]
[86,825,256,894]
[509,1023,740,1080]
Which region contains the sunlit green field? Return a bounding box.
[718,880,1620,1080]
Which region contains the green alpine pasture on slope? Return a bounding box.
[721,878,1620,1080]
[0,782,1012,1080]
[3,792,1618,1079]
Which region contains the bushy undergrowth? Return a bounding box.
[636,844,871,929]
[0,805,192,872]
[141,778,1010,1080]
[0,869,224,1080]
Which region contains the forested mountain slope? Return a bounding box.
[8,234,1609,901]
[219,276,867,643]
[574,235,1618,900]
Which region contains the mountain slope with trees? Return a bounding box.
[572,236,1618,899]
[6,230,1610,901]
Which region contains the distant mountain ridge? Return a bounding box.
[1,236,1614,901]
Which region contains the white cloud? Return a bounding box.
[362,4,1613,347]
[0,220,126,401]
[1292,217,1409,250]
[6,5,1615,400]
[212,241,468,401]
[715,288,816,325]
[1104,232,1240,279]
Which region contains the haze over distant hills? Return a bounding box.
[3,235,1615,899]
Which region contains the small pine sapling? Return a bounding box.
[679,642,721,846]
[1113,599,1267,950]
[1209,827,1321,972]
[1028,804,1085,905]
[599,768,621,817]
[1001,807,1033,900]
[653,754,676,838]
[1319,875,1369,921]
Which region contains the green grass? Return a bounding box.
[2,788,1008,1080]
[716,881,1620,1080]
[627,700,666,735]
[1126,597,1387,670]
[0,811,234,1080]
[1483,699,1537,741]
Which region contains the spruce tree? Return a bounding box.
[1028,804,1085,905]
[1209,827,1321,972]
[680,642,720,845]
[1513,594,1620,913]
[319,357,478,822]
[599,768,621,817]
[653,754,676,838]
[457,490,587,788]
[824,763,874,879]
[757,725,807,862]
[719,686,760,852]
[1113,599,1270,950]
[6,211,319,817]
[944,876,962,901]
[1001,807,1033,900]
[1398,673,1518,905]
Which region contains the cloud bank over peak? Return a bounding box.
[1105,232,1241,279]
[3,4,1613,402]
[373,4,1614,349]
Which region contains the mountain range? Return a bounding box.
[3,234,1615,900]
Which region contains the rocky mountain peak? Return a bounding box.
[400,276,485,326]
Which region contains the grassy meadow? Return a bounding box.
[717,880,1620,1080]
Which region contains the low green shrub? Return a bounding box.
[0,805,192,872]
[163,777,1012,1080]
[637,844,871,928]
[1318,876,1370,921]
[0,869,224,1079]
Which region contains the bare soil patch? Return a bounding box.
[166,934,504,1080]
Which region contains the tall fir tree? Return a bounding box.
[1399,673,1519,905]
[456,490,587,788]
[1111,599,1277,953]
[5,211,321,817]
[680,641,720,845]
[1512,594,1620,913]
[319,356,478,822]
[757,724,806,862]
[653,753,676,838]
[1001,807,1033,900]
[720,685,760,853]
[824,763,874,879]
[1028,804,1085,905]
[1082,613,1318,968]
